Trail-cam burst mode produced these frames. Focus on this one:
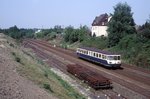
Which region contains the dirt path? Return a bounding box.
[0,33,57,99]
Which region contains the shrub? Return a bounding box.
[15,57,21,63]
[11,52,16,56]
[81,36,107,50]
[43,83,53,92]
[9,43,14,47]
[44,71,48,78]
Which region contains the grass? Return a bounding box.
[11,49,85,99]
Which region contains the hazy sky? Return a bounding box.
[0,0,150,28]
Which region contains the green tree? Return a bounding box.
[54,25,63,34]
[35,32,45,38]
[69,29,79,43]
[64,26,74,42]
[0,28,3,33]
[138,19,150,42]
[78,25,90,42]
[107,2,136,47]
[8,25,21,39]
[47,31,57,40]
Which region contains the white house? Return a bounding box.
[91,13,111,37]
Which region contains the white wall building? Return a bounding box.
[91,13,111,37]
[92,26,108,37]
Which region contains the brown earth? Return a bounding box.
[0,33,57,99]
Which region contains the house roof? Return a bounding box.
[92,13,108,26]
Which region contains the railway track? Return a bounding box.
[23,39,150,98]
[31,40,150,83]
[24,43,124,99]
[35,40,150,78]
[37,40,150,73]
[26,40,150,86]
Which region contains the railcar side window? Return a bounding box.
[102,55,105,59]
[84,50,86,54]
[86,51,88,55]
[104,55,106,59]
[93,53,95,57]
[99,54,101,58]
[91,52,93,56]
[89,51,91,55]
[78,49,80,53]
[96,53,98,58]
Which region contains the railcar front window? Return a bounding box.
[114,56,118,60]
[118,56,120,60]
[102,55,105,59]
[107,56,121,60]
[107,56,113,60]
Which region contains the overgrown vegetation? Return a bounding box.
[110,20,150,68]
[11,50,85,99]
[2,25,35,40]
[81,36,108,50]
[11,52,21,63]
[106,2,150,68]
[63,25,90,43]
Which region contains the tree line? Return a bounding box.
[1,25,35,39]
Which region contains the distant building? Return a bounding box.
[35,29,41,34]
[91,13,111,37]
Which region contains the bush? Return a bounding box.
[43,83,53,92]
[11,52,16,56]
[110,34,150,69]
[9,43,14,47]
[11,52,21,63]
[47,32,57,40]
[15,57,21,63]
[44,71,48,78]
[81,36,107,50]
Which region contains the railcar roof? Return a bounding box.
[78,47,120,55]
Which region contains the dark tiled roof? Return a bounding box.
[92,13,108,26]
[78,47,120,55]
